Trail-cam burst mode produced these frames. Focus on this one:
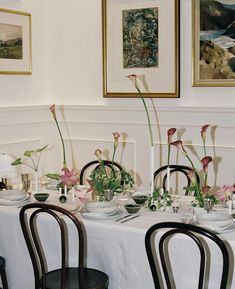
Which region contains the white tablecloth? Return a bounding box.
[0,194,234,289]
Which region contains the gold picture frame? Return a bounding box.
[192,0,235,86]
[0,8,32,75]
[102,0,180,98]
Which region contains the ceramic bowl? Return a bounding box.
[124,204,141,214]
[86,201,118,214]
[34,193,49,202]
[197,212,233,228]
[132,194,149,205]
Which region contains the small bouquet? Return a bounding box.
[89,132,134,201]
[148,187,174,211]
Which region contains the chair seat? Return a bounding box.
[43,267,109,289]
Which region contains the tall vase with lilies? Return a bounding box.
[170,124,218,208]
[89,132,134,201]
[126,74,154,194]
[46,105,78,189]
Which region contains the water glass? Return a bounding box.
[179,202,194,224]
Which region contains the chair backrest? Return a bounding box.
[154,165,200,195]
[145,222,229,289]
[79,160,123,185]
[0,256,8,289]
[19,203,85,289]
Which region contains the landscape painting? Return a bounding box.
[122,7,158,69]
[0,8,31,74]
[0,23,23,59]
[193,0,235,86]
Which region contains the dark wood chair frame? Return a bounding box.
[145,222,229,289]
[0,256,8,289]
[154,165,200,195]
[79,160,123,185]
[19,203,109,289]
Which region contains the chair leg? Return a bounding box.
[0,258,8,289]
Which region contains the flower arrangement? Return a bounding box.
[126,74,155,193]
[11,145,48,193]
[148,187,174,211]
[216,185,235,202]
[11,145,48,172]
[170,124,218,207]
[89,132,134,201]
[46,104,78,189]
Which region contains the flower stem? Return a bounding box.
[137,88,154,146]
[54,118,67,168]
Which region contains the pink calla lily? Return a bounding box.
[201,124,210,141]
[167,128,176,144]
[170,140,187,155]
[201,156,212,173]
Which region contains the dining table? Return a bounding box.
[0,191,235,289]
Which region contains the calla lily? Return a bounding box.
[201,156,212,173]
[201,124,210,156]
[113,132,120,150]
[167,128,176,166]
[170,140,187,156]
[126,74,139,90]
[201,185,211,194]
[167,128,176,144]
[94,149,103,161]
[201,124,210,141]
[60,168,78,187]
[187,169,197,186]
[49,104,56,120]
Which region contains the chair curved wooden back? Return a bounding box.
[154,165,200,195]
[19,203,109,289]
[145,222,229,289]
[0,256,8,289]
[79,160,123,185]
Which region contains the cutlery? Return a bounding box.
[120,214,140,223]
[115,214,131,222]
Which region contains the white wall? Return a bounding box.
[0,1,234,190]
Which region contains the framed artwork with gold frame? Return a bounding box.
[192,0,235,86]
[102,0,180,98]
[0,8,32,75]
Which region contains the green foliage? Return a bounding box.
[45,173,60,181]
[11,145,48,172]
[90,164,134,200]
[148,187,174,211]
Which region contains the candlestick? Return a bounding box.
[71,187,75,201]
[228,199,232,215]
[150,146,154,196]
[166,167,170,193]
[59,187,62,196]
[64,185,67,196]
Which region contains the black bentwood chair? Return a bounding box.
[0,257,8,289]
[19,203,109,289]
[145,222,229,289]
[79,160,123,185]
[154,165,200,195]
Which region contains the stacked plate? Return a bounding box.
[0,189,30,206]
[197,212,234,233]
[82,201,121,219]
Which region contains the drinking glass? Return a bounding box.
[179,202,194,224]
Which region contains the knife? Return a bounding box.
[115,214,131,222]
[120,214,140,223]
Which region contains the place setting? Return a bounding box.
[0,189,31,207]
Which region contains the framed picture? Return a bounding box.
[192,0,235,86]
[0,8,31,75]
[102,0,180,98]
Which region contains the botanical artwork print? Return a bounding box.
[199,0,235,80]
[0,23,22,59]
[122,7,158,68]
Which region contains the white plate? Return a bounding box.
[197,212,233,228]
[0,189,27,201]
[82,210,122,220]
[86,201,118,214]
[0,194,30,206]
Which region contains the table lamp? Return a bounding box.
[0,153,17,189]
